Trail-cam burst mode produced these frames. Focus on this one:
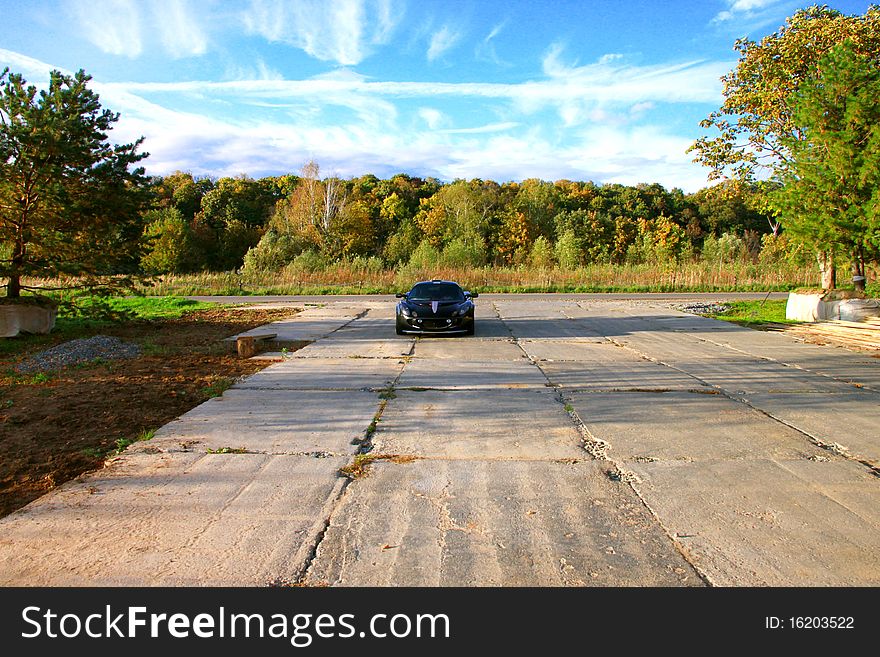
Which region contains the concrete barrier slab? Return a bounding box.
[305,459,703,587]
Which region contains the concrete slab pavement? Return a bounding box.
[372,390,585,461]
[740,391,880,467]
[628,459,880,586]
[0,452,349,586]
[567,390,833,462]
[134,389,382,456]
[304,459,702,587]
[236,358,405,391]
[2,294,877,587]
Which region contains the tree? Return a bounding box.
[140,208,203,274]
[689,5,880,287]
[769,42,880,292]
[0,68,149,298]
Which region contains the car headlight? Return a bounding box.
[401,306,415,317]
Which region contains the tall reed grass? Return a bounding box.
[138,261,819,296]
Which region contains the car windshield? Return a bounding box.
[408,283,465,302]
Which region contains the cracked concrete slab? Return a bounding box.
[540,359,706,391]
[0,452,349,586]
[627,459,880,586]
[228,305,367,343]
[412,338,526,361]
[305,459,703,586]
[741,391,880,467]
[567,390,833,462]
[397,358,549,389]
[292,338,413,359]
[372,390,584,461]
[665,357,862,395]
[502,318,606,340]
[518,340,618,361]
[131,389,381,456]
[236,358,405,390]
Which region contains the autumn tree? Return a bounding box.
[689,5,880,287]
[769,42,880,292]
[0,68,149,298]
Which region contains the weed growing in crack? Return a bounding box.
[202,376,233,398]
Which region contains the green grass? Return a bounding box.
[0,295,217,358]
[82,428,156,460]
[707,299,798,327]
[72,295,215,319]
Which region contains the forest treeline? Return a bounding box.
[143,163,806,278]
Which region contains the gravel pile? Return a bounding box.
[676,302,730,316]
[15,335,142,374]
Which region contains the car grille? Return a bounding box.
[421,319,451,329]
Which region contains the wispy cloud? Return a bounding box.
[418,107,446,130]
[67,0,143,57]
[427,25,462,62]
[65,0,207,59]
[0,47,716,191]
[242,0,401,66]
[439,122,520,134]
[710,0,794,29]
[475,21,508,65]
[156,0,208,58]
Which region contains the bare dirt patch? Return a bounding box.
[0,306,297,517]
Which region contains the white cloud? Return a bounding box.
[0,47,715,191]
[243,0,401,66]
[67,0,143,57]
[65,0,207,59]
[475,22,507,65]
[427,25,461,62]
[710,0,792,27]
[440,122,520,135]
[155,0,208,58]
[419,107,445,130]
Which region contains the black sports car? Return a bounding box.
[395,280,478,335]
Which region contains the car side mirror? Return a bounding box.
[395,293,405,298]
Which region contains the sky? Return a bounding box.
[0,0,874,192]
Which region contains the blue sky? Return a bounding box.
[0,0,874,191]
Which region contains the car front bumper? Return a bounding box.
[397,315,473,334]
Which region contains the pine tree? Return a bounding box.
[0,68,149,298]
[770,42,880,292]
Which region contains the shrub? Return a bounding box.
[241,230,305,274]
[529,236,555,269]
[442,237,487,268]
